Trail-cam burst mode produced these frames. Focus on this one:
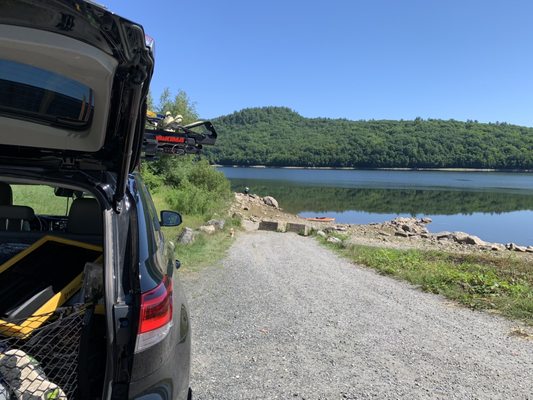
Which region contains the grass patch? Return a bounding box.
[320,238,533,325]
[171,226,238,272]
[148,158,238,272]
[12,185,70,215]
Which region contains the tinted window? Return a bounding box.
[0,59,94,129]
[136,176,166,274]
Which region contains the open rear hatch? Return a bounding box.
[0,1,153,398]
[0,0,154,207]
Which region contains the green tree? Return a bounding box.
[141,89,231,217]
[205,106,533,170]
[157,88,198,125]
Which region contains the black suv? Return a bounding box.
[0,1,191,399]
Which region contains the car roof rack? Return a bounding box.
[142,111,217,159]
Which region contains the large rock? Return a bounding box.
[507,243,527,252]
[326,237,342,244]
[199,225,216,235]
[263,196,279,209]
[435,231,485,246]
[452,232,486,246]
[178,227,197,244]
[316,230,327,238]
[390,217,429,235]
[435,231,453,240]
[207,219,225,230]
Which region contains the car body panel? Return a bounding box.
[0,1,191,398]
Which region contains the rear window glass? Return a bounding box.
[11,184,90,216]
[0,59,94,129]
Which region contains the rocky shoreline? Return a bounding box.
[229,192,533,260]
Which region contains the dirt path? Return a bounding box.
[181,231,533,400]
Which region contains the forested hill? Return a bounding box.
[205,107,533,169]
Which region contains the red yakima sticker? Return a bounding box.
[156,135,186,143]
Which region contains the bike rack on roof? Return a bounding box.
[142,112,217,159]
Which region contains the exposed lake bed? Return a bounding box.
[229,192,533,266]
[221,167,533,246]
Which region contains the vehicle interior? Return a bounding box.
[0,180,107,399]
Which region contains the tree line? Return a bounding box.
[205,107,533,169]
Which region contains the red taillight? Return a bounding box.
[139,276,173,334]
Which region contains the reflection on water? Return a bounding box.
[221,168,533,246]
[228,180,533,215]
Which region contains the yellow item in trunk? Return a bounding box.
[0,235,102,339]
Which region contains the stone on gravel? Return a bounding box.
[263,196,279,209]
[178,227,196,244]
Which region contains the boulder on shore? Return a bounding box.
[263,196,279,209]
[388,217,430,236]
[452,232,486,246]
[506,243,527,252]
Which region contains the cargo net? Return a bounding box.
[0,306,86,399]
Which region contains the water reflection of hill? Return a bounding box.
[229,180,533,215]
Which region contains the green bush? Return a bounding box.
[141,155,232,217]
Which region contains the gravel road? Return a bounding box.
[181,231,533,400]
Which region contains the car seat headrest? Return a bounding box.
[0,183,13,205]
[67,198,102,235]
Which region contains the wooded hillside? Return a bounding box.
[206,107,533,169]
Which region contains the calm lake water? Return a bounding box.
[219,167,533,246]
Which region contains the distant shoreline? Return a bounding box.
[213,165,533,173]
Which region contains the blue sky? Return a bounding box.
[103,0,533,126]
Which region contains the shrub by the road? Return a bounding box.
[142,155,232,217]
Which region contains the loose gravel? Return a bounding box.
[181,231,533,400]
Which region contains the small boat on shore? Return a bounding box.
[305,217,335,222]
